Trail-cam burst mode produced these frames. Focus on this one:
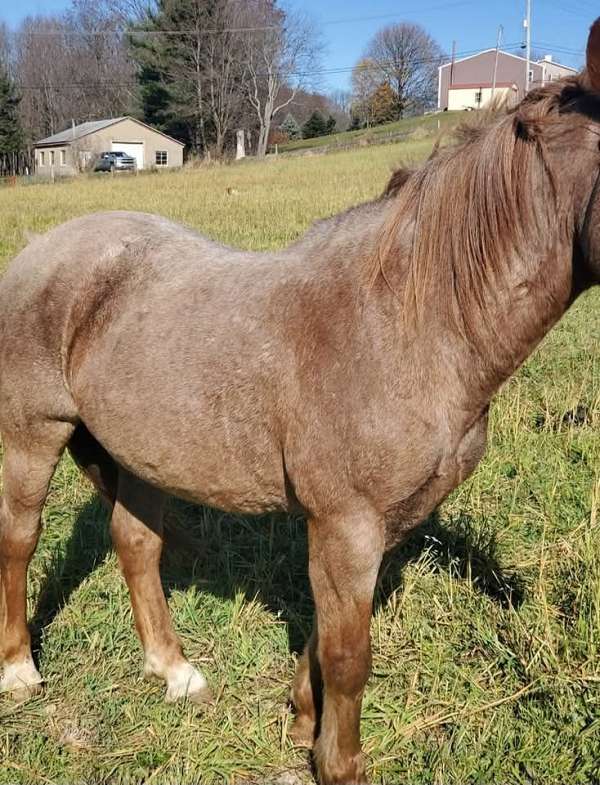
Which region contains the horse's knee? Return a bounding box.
[0,499,41,562]
[319,637,371,697]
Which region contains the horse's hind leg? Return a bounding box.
[291,627,319,747]
[68,424,117,508]
[0,422,74,698]
[111,469,212,705]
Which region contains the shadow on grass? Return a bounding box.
[31,496,524,661]
[30,498,112,656]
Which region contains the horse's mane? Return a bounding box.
[373,78,593,342]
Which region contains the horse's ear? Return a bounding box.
[586,18,600,92]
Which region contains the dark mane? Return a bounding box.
[371,77,595,342]
[383,167,413,198]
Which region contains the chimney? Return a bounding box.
[544,54,553,62]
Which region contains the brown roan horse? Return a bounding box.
[2,20,600,785]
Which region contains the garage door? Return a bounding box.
[111,142,144,170]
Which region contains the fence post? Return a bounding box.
[236,129,246,160]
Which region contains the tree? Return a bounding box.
[370,82,397,125]
[131,0,249,157]
[240,1,322,157]
[364,22,443,118]
[0,65,24,174]
[15,3,134,145]
[302,110,334,139]
[327,89,352,131]
[351,58,384,128]
[280,112,301,140]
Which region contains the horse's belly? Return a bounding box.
[72,376,288,514]
[92,417,288,514]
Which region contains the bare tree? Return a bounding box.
[130,0,249,158]
[329,88,352,116]
[14,2,135,145]
[351,58,384,127]
[240,1,322,157]
[0,23,12,71]
[203,0,248,157]
[16,16,71,141]
[106,0,158,25]
[364,23,444,118]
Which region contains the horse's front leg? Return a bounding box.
[111,470,212,705]
[308,508,384,785]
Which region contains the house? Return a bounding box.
[438,50,577,111]
[34,117,184,176]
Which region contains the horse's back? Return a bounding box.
[0,211,290,511]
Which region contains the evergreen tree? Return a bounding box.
[301,110,329,139]
[325,114,336,134]
[0,66,24,158]
[280,112,301,140]
[130,0,249,156]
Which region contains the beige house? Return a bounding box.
[34,117,184,176]
[438,50,577,111]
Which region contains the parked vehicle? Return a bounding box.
[94,151,136,173]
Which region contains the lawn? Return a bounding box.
[0,136,599,785]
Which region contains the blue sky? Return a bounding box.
[0,0,594,91]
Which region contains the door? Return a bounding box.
[111,142,144,170]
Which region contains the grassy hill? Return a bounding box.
[275,111,463,154]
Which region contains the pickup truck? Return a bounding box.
[94,151,136,172]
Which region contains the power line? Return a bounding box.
[15,43,529,92]
[532,40,584,55]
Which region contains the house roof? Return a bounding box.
[439,49,578,73]
[35,116,185,147]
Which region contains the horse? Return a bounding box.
[1,19,600,785]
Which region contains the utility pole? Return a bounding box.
[491,25,503,101]
[450,40,456,88]
[524,0,532,94]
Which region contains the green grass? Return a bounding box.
[0,138,599,785]
[276,111,462,154]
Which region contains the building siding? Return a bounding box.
[35,118,184,176]
[438,51,576,111]
[447,85,517,111]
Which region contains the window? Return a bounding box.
[39,151,45,166]
[155,150,168,166]
[60,149,66,166]
[528,69,534,84]
[50,150,55,166]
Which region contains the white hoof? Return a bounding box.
[164,662,213,705]
[0,659,43,698]
[144,655,213,705]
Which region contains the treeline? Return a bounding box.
[0,1,444,173]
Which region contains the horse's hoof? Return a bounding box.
[0,660,43,700]
[188,685,215,706]
[6,683,43,702]
[290,715,315,748]
[164,662,212,705]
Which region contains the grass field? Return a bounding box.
[0,136,599,785]
[276,111,461,153]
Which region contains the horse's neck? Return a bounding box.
[461,244,575,403]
